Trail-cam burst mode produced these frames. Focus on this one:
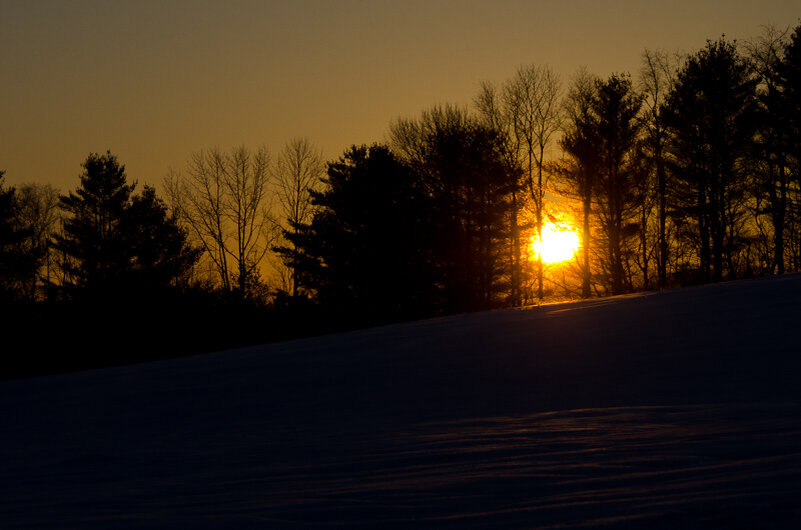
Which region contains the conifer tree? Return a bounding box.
[279,145,437,321]
[663,39,758,282]
[55,151,197,297]
[56,152,133,292]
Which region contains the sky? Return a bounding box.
[1,0,799,191]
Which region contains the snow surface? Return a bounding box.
[2,275,801,528]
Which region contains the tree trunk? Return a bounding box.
[509,189,521,306]
[657,150,667,287]
[582,193,592,298]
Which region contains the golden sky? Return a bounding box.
[1,0,799,190]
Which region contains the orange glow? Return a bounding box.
[531,222,580,264]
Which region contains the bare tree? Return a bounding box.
[390,104,471,170]
[274,138,325,297]
[14,183,60,298]
[164,146,276,298]
[560,68,599,297]
[640,49,678,288]
[475,81,524,305]
[504,65,562,299]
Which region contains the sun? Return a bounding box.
[531,222,580,264]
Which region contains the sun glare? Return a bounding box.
[531,222,580,264]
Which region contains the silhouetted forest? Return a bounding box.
[2,26,800,377]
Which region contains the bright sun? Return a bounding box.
[531,222,580,264]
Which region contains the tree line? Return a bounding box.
[2,24,800,376]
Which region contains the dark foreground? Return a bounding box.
[2,276,801,528]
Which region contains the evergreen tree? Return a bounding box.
[781,26,801,262]
[781,25,801,270]
[781,25,801,182]
[279,145,437,321]
[561,70,600,297]
[122,186,201,291]
[56,152,133,292]
[591,74,644,295]
[663,39,758,282]
[55,152,198,298]
[747,26,793,275]
[424,118,519,311]
[391,106,521,312]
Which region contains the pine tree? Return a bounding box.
[122,186,200,291]
[593,75,645,295]
[55,152,198,298]
[56,152,133,292]
[663,39,758,282]
[279,145,437,321]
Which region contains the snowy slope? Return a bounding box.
[2,275,801,528]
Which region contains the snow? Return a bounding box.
[2,275,801,528]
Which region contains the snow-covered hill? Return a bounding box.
[3,275,801,528]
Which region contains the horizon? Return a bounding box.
[2,0,799,190]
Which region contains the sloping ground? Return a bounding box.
[2,275,801,528]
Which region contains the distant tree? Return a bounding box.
[640,49,678,287]
[13,183,60,299]
[502,65,562,300]
[55,151,198,297]
[0,172,36,301]
[778,24,801,270]
[391,105,521,312]
[55,152,134,293]
[281,145,437,321]
[663,39,758,282]
[784,24,801,175]
[273,138,325,297]
[122,186,201,291]
[591,74,645,295]
[475,81,525,305]
[745,26,793,275]
[560,69,600,297]
[165,146,276,299]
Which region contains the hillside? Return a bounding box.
[2,275,801,528]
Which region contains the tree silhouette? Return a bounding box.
[122,186,201,291]
[640,50,678,287]
[165,146,276,299]
[475,81,525,305]
[664,39,758,282]
[391,106,520,312]
[0,172,36,301]
[779,25,801,270]
[560,69,600,297]
[273,138,325,297]
[13,183,60,299]
[477,66,562,301]
[508,65,562,300]
[746,26,793,275]
[280,145,436,321]
[55,152,134,294]
[597,75,644,294]
[56,151,198,298]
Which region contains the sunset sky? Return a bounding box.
[2,0,799,191]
